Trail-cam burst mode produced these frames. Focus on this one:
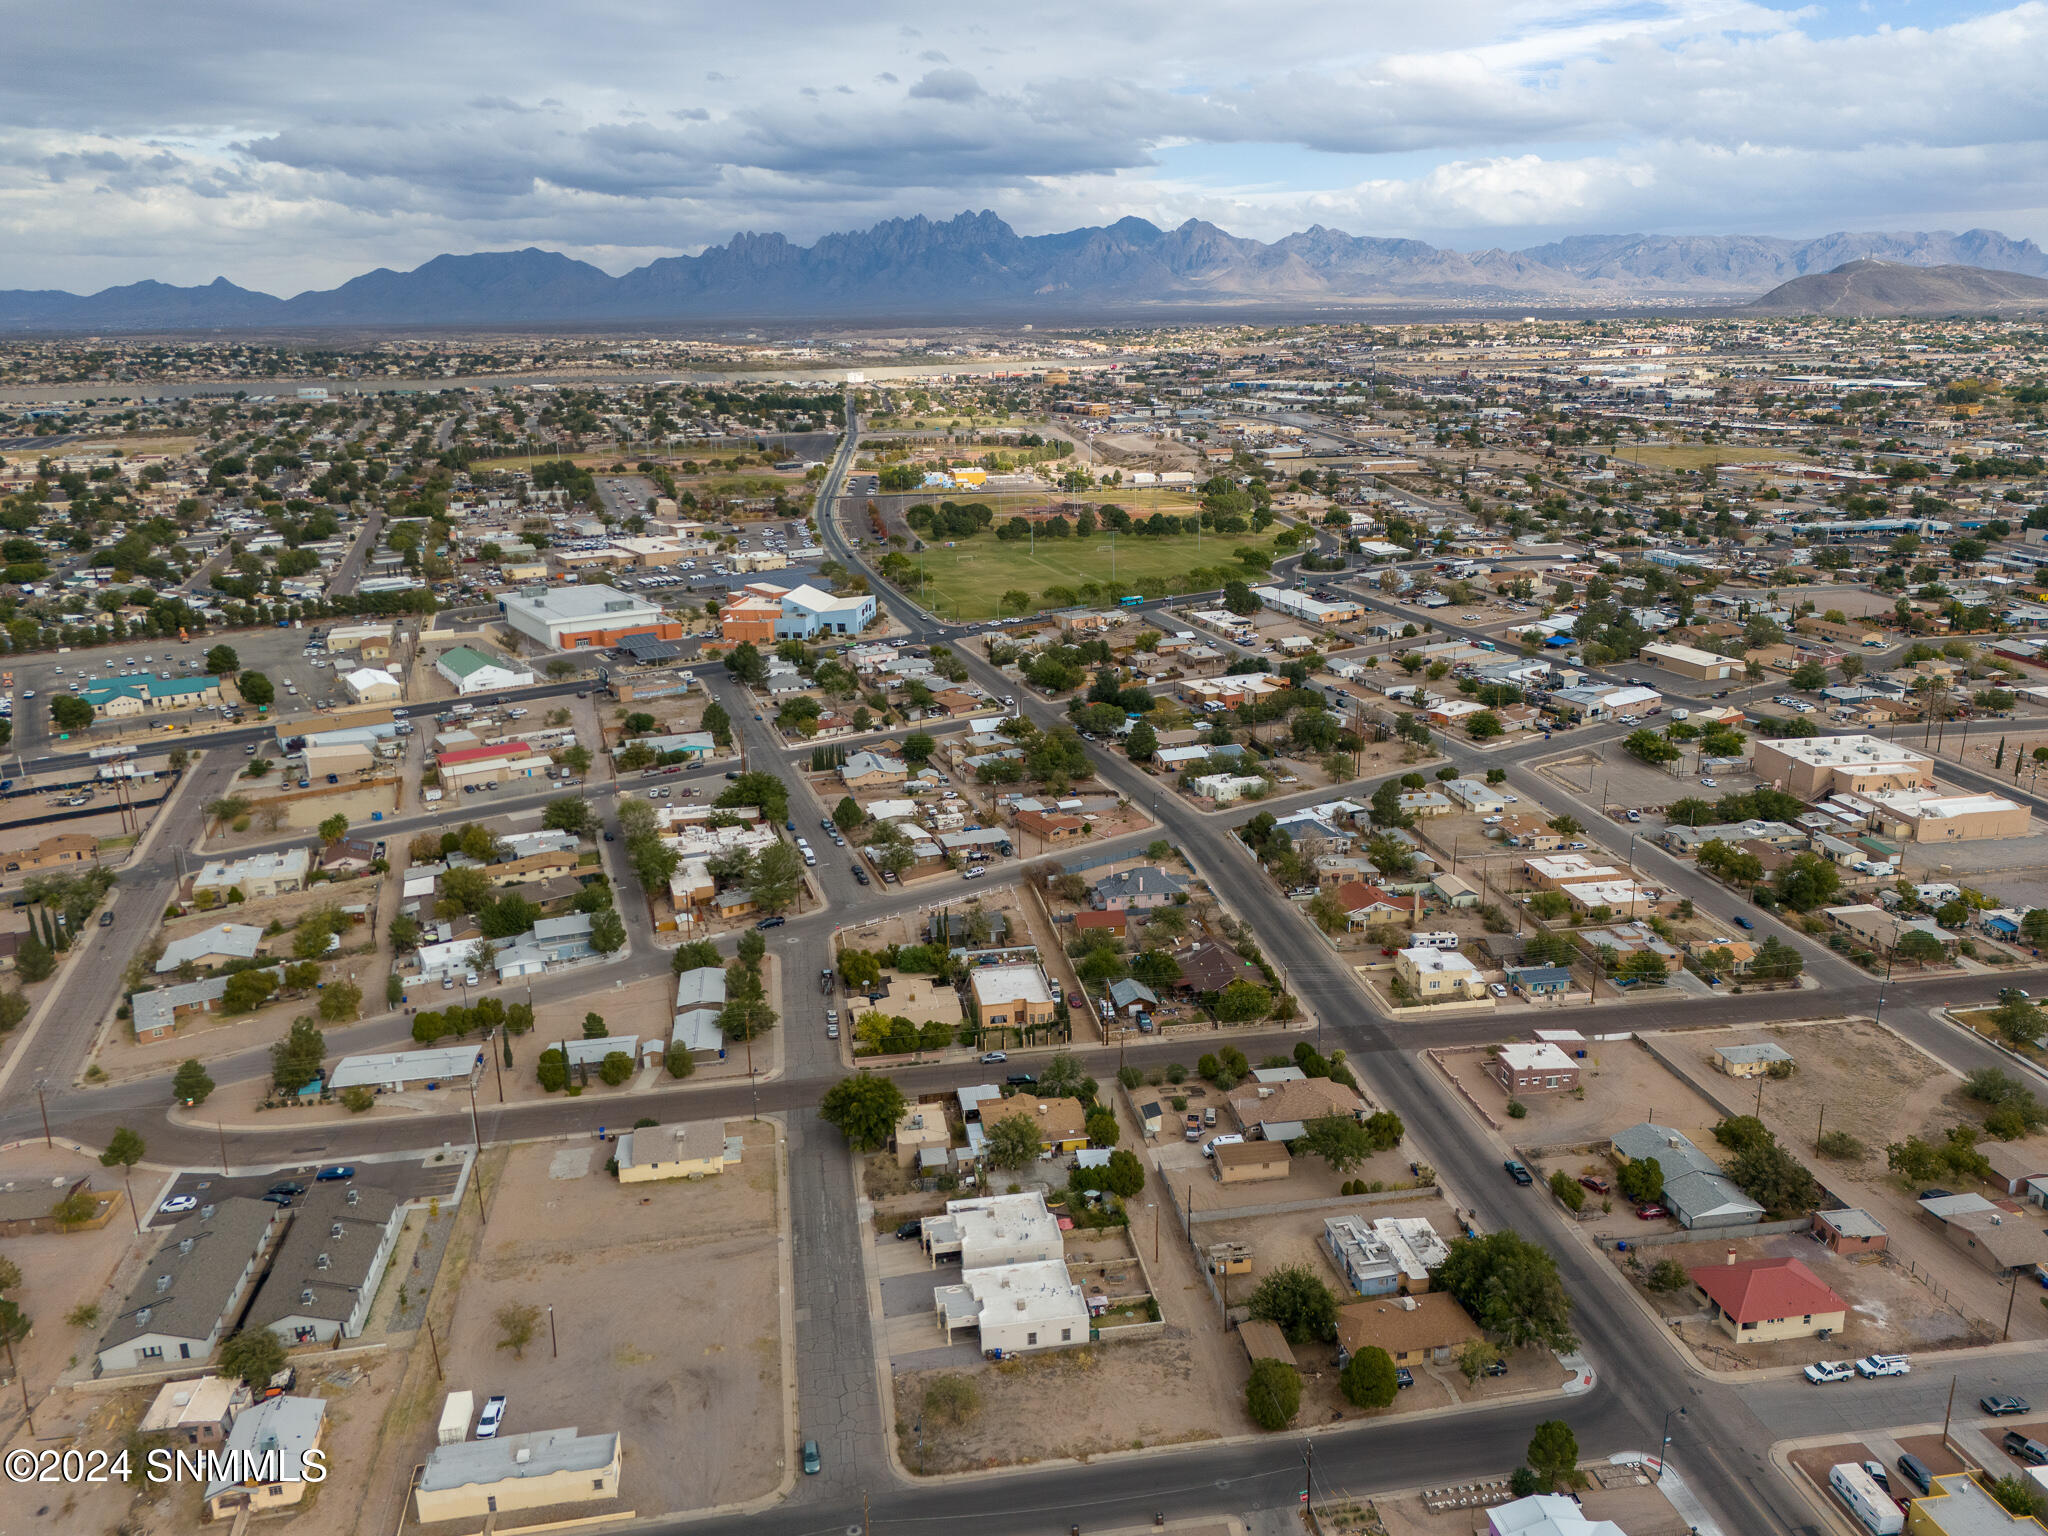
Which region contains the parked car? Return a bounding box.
[159,1195,198,1215]
[1394,1367,1414,1389]
[895,1220,923,1241]
[801,1439,821,1475]
[980,1051,1008,1063]
[1578,1176,1610,1194]
[267,1181,307,1197]
[315,1166,355,1181]
[1503,1159,1533,1186]
[1983,1395,2032,1416]
[477,1395,507,1438]
[1634,1203,1670,1220]
[1007,1073,1037,1088]
[1804,1360,1854,1384]
[2006,1432,2048,1466]
[1733,915,1755,930]
[1857,1354,1912,1378]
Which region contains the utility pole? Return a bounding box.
[34,1081,51,1148]
[425,1318,443,1381]
[4,1332,33,1435]
[491,1027,506,1104]
[2005,1268,2022,1342]
[548,1304,558,1359]
[1814,1104,1825,1157]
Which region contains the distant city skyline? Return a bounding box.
[12,0,2046,294]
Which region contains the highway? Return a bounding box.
[5,409,2047,1536]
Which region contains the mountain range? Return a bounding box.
[7,212,2048,329]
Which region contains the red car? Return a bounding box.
[1634,1204,1670,1220]
[1578,1176,1611,1194]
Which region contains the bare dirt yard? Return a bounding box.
[1616,1228,1989,1370]
[1646,1018,2048,1341]
[894,1334,1223,1472]
[433,1124,787,1516]
[1441,1039,1726,1156]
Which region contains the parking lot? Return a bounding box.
[148,1151,466,1227]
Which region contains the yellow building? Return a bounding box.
[1690,1256,1846,1342]
[1393,947,1489,1001]
[414,1429,622,1523]
[615,1119,733,1183]
[983,1093,1088,1153]
[1909,1470,2048,1534]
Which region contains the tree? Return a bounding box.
[818,1074,906,1152]
[752,841,806,914]
[318,981,362,1022]
[172,1058,214,1105]
[1467,710,1503,740]
[1990,1475,2048,1521]
[218,1328,287,1387]
[495,1301,542,1359]
[536,1047,569,1092]
[1246,1264,1339,1343]
[1340,1345,1399,1409]
[1223,580,1263,617]
[0,988,27,1033]
[701,700,732,746]
[598,1050,634,1086]
[50,694,94,731]
[984,1112,1043,1170]
[1989,993,2046,1048]
[1622,728,1680,765]
[270,1018,325,1094]
[1772,852,1840,912]
[1296,1112,1375,1173]
[1549,1169,1586,1211]
[1103,1148,1146,1197]
[238,671,275,707]
[901,731,936,766]
[715,770,790,824]
[14,931,54,984]
[1527,1420,1580,1490]
[1616,1155,1663,1203]
[100,1125,145,1216]
[1214,978,1272,1022]
[588,907,627,954]
[1245,1358,1300,1430]
[317,813,349,843]
[1896,928,1950,969]
[1437,1230,1576,1351]
[205,644,240,676]
[665,1044,697,1079]
[542,797,592,834]
[1457,1339,1502,1382]
[1647,1258,1691,1292]
[833,796,864,832]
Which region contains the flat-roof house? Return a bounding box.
[1394,946,1489,1001]
[192,847,311,901]
[414,1428,623,1525]
[1812,1208,1888,1255]
[969,964,1058,1032]
[934,1259,1090,1354]
[922,1192,1063,1269]
[327,1044,484,1094]
[979,1092,1088,1154]
[1213,1140,1291,1184]
[1714,1042,1795,1078]
[1917,1192,2048,1275]
[138,1374,249,1448]
[97,1198,279,1373]
[247,1184,405,1345]
[1689,1255,1846,1342]
[1492,1042,1580,1094]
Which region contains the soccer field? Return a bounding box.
[909,527,1287,620]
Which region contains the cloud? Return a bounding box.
[907,68,981,102]
[1,0,2045,291]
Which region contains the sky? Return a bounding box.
[8,0,2047,295]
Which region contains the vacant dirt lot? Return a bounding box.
[894,1334,1223,1471]
[1442,1039,1725,1155]
[435,1125,786,1515]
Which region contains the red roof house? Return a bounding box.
[1688,1255,1847,1341]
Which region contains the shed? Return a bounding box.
[1238,1320,1298,1368]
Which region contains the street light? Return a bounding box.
[1658,1406,1686,1481]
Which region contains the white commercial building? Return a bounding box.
[498,584,672,650]
[340,667,402,704]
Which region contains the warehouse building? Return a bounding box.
[498,585,681,651]
[435,645,536,695]
[1640,641,1737,681]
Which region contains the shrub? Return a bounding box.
[1647,1258,1690,1292]
[1339,1345,1399,1408]
[1549,1169,1584,1211]
[340,1086,375,1113]
[1245,1358,1301,1430]
[1506,1099,1528,1119]
[1816,1130,1866,1160]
